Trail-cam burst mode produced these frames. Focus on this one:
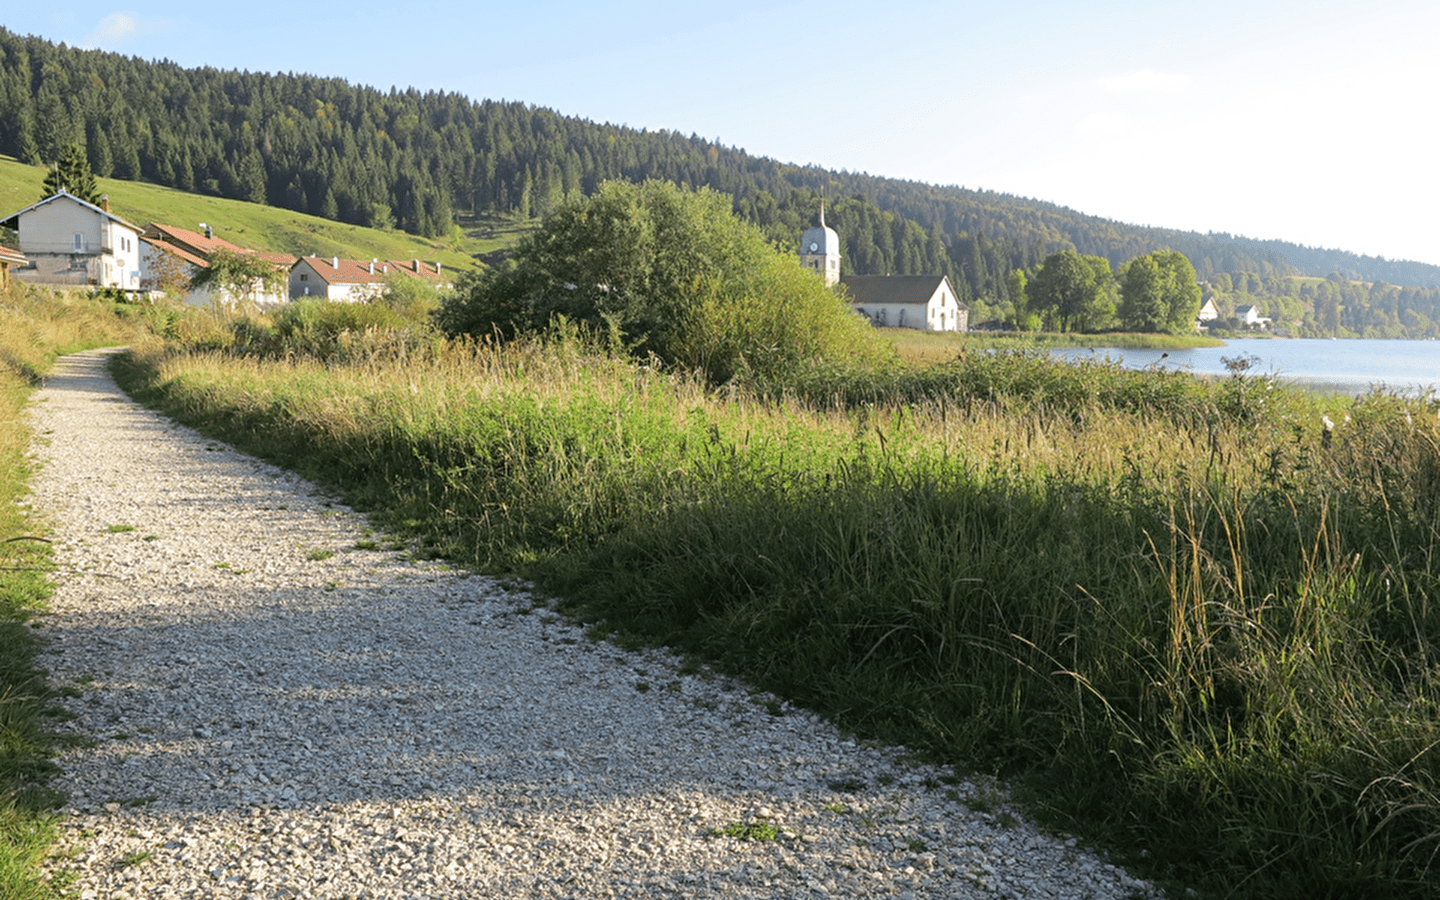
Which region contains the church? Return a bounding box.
[801,209,967,332]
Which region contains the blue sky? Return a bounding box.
[7,0,1438,265]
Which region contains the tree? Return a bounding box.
[1029,250,1113,332]
[1118,250,1202,334]
[189,250,286,311]
[436,179,889,382]
[41,143,101,205]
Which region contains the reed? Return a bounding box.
[114,324,1440,899]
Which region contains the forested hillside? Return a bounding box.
[3,27,1438,334]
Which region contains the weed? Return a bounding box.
[104,524,135,533]
[306,548,335,561]
[828,778,866,793]
[713,821,780,842]
[115,850,152,869]
[353,539,381,551]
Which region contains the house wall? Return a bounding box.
[16,198,140,289]
[289,259,382,302]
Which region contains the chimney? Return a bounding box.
[99,194,110,212]
[412,258,420,272]
[369,259,375,275]
[382,264,389,273]
[435,262,441,274]
[205,225,213,240]
[332,256,339,269]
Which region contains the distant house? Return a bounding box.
[289,255,450,302]
[0,245,26,289]
[0,191,142,290]
[139,222,293,310]
[840,275,968,332]
[1235,304,1272,329]
[1197,297,1220,326]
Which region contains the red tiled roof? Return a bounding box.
[298,256,446,285]
[0,245,26,265]
[142,222,248,257]
[142,237,209,269]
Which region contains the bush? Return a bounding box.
[437,179,891,383]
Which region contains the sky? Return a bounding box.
[7,0,1439,266]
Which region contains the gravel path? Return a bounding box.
[28,349,1162,899]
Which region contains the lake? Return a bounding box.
[1051,338,1440,397]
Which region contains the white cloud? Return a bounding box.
[82,12,139,48]
[1096,69,1192,95]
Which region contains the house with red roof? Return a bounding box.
[289,255,450,302]
[139,221,294,309]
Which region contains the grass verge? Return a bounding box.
[0,282,161,898]
[112,326,1440,900]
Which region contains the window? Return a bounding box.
[73,233,85,252]
[299,273,308,281]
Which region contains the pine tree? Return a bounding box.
[41,143,101,204]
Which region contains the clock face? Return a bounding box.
[809,242,818,252]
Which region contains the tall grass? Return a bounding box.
[0,282,164,898]
[114,326,1440,899]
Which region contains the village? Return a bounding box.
[0,188,453,308]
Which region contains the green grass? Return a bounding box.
[0,154,533,276]
[109,324,1440,900]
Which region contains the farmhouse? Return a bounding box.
[1197,297,1219,325]
[0,191,142,290]
[139,222,293,309]
[290,255,450,302]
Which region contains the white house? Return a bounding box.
[1235,304,1272,329]
[1197,297,1220,325]
[840,275,968,332]
[0,191,143,290]
[290,255,450,302]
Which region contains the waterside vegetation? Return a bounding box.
[107,297,1440,899]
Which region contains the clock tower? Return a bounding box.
[800,203,841,287]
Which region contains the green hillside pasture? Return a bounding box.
[0,155,529,274]
[113,335,1440,900]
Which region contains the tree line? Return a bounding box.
[4,26,1440,329]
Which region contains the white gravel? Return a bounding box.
[26,348,1163,899]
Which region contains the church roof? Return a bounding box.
[840,275,965,308]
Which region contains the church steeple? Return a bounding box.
[800,200,841,287]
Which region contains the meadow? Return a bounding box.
[109,308,1440,900]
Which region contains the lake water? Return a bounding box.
[1051,338,1440,397]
